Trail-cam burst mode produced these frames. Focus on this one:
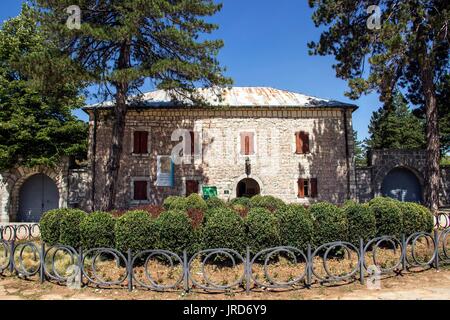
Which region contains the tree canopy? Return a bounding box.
[30,0,232,210]
[0,6,87,171]
[308,0,449,210]
[367,92,426,150]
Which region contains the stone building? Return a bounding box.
[85,87,358,211]
[1,87,448,223]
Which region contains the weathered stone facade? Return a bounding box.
[87,106,356,209]
[356,149,450,206]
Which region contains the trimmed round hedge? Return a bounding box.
[309,202,348,245]
[250,195,285,212]
[369,197,403,238]
[59,209,87,248]
[80,211,115,249]
[186,193,207,211]
[246,208,280,253]
[114,210,158,252]
[163,196,180,210]
[155,210,194,255]
[201,207,246,253]
[230,197,251,207]
[344,201,376,244]
[40,209,67,245]
[398,201,434,235]
[206,196,226,209]
[276,204,313,251]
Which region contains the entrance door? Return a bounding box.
[236,178,260,198]
[18,174,59,222]
[381,167,423,203]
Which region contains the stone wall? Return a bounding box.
[87,107,356,209]
[355,149,449,206]
[0,159,70,222]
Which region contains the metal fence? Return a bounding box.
[0,228,449,293]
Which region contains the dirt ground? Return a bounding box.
[0,266,449,300]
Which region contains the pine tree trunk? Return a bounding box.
[421,62,440,212]
[102,42,131,211]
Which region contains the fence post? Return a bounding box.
[127,249,133,292]
[9,240,15,274]
[401,234,407,273]
[78,247,83,288]
[39,242,45,284]
[433,229,440,270]
[306,244,312,288]
[359,238,365,285]
[245,246,251,294]
[183,250,189,293]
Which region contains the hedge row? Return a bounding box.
[40,196,434,254]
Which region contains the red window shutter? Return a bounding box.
[298,178,305,198]
[302,132,310,154]
[139,131,148,154]
[186,180,199,196]
[134,181,148,200]
[295,132,303,154]
[189,131,195,156]
[244,135,250,155]
[249,133,254,154]
[133,131,141,153]
[310,178,318,198]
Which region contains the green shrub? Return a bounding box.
[201,207,246,253]
[185,193,207,211]
[206,196,226,209]
[167,196,188,211]
[276,204,314,251]
[163,196,181,210]
[230,197,251,207]
[114,210,158,252]
[249,195,285,212]
[399,202,434,235]
[40,209,67,245]
[155,210,194,255]
[246,208,280,253]
[369,197,403,238]
[80,212,115,249]
[310,202,348,245]
[59,209,87,248]
[344,201,376,244]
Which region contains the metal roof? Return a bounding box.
[83,87,358,111]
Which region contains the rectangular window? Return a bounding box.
[295,131,310,154]
[185,180,199,196]
[133,131,148,154]
[133,180,148,201]
[240,132,255,155]
[297,178,318,198]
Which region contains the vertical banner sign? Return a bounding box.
[157,156,175,187]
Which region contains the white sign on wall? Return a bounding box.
[156,155,174,187]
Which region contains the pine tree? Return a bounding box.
[308,0,449,211]
[29,0,232,211]
[0,5,87,171]
[367,92,426,150]
[353,130,367,167]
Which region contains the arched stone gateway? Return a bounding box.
[381,167,423,203]
[18,174,59,222]
[236,178,261,198]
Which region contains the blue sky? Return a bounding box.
[0,0,382,140]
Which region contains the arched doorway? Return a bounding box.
[236,178,260,198]
[18,174,59,222]
[381,167,423,203]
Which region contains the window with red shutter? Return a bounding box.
[186,180,199,196]
[240,132,255,155]
[310,178,318,198]
[133,131,148,154]
[189,131,195,156]
[133,180,148,201]
[295,131,310,154]
[298,178,305,198]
